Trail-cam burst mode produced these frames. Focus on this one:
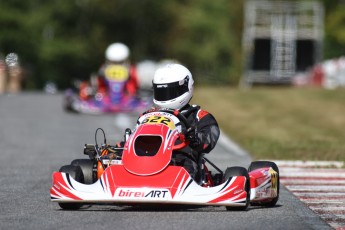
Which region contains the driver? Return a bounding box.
[79,43,139,100]
[96,42,139,97]
[141,63,220,179]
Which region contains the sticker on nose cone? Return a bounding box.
[115,188,171,200]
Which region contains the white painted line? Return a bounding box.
[273,160,344,168]
[217,130,249,157]
[310,206,345,212]
[293,192,345,197]
[302,200,345,204]
[286,185,345,192]
[280,172,345,178]
[113,113,133,130]
[319,213,345,219]
[279,167,345,172]
[281,179,345,185]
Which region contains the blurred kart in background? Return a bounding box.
[50,109,280,210]
[63,68,152,114]
[63,86,151,114]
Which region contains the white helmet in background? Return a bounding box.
[153,64,194,110]
[105,43,130,62]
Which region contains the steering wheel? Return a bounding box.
[140,108,190,129]
[140,108,195,150]
[160,109,190,128]
[157,109,191,150]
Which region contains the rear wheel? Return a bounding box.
[58,165,84,210]
[71,159,96,184]
[223,166,250,211]
[248,161,280,207]
[63,94,75,112]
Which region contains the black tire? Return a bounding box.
[248,161,280,207]
[63,96,75,112]
[63,99,72,112]
[63,92,79,113]
[223,166,250,211]
[71,159,96,184]
[58,165,84,210]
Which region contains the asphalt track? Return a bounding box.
[0,93,332,230]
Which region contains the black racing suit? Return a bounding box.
[173,104,220,179]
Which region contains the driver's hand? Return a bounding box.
[185,126,201,148]
[140,107,159,116]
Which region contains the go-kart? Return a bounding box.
[50,109,279,210]
[64,89,151,114]
[63,65,151,114]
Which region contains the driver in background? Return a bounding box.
[79,42,139,100]
[139,63,220,179]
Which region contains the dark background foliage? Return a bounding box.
[0,0,343,89]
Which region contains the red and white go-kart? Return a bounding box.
[50,109,279,210]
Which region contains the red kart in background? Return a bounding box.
[63,64,151,114]
[50,109,279,210]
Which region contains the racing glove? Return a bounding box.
[140,107,159,116]
[185,126,201,149]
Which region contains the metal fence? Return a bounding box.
[241,0,324,86]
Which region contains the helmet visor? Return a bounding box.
[153,77,189,101]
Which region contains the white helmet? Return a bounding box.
[153,64,194,110]
[105,43,130,62]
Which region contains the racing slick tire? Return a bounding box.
[58,165,84,210]
[71,159,96,184]
[223,166,250,211]
[63,98,72,112]
[63,91,79,113]
[248,161,280,207]
[63,96,75,112]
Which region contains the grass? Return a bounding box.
[192,86,345,161]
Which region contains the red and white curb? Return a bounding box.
[274,160,345,230]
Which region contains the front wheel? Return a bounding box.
[223,166,250,211]
[58,165,84,210]
[71,159,96,184]
[248,161,280,207]
[63,93,76,112]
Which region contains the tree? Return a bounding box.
[323,1,345,58]
[166,0,244,84]
[0,0,343,89]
